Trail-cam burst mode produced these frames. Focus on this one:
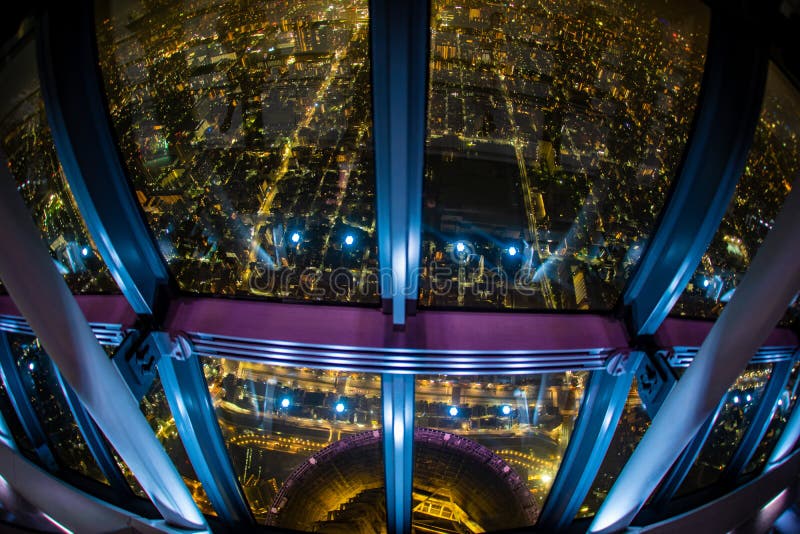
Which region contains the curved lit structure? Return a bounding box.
[0,0,799,533]
[268,428,536,532]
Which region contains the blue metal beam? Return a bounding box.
[538,352,643,531]
[622,2,772,336]
[53,362,133,497]
[381,373,415,534]
[0,333,58,471]
[723,359,793,480]
[370,0,429,326]
[36,2,169,316]
[157,335,253,527]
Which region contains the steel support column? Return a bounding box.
[370,0,428,327]
[622,3,772,336]
[36,2,169,316]
[158,336,253,527]
[589,173,800,532]
[538,353,642,530]
[0,160,205,530]
[382,373,415,534]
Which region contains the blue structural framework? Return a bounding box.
[0,0,797,532]
[158,336,253,528]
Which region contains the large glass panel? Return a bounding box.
[413,372,588,531]
[0,32,117,293]
[203,358,384,529]
[140,374,216,515]
[420,0,709,310]
[6,333,106,484]
[672,64,800,318]
[676,363,773,497]
[578,378,651,518]
[0,377,39,462]
[744,360,800,474]
[96,0,378,304]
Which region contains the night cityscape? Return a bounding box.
[677,363,773,497]
[201,358,383,527]
[96,0,379,302]
[193,360,587,532]
[5,334,107,484]
[0,0,794,318]
[675,65,800,318]
[413,372,586,531]
[419,0,708,310]
[0,0,799,533]
[0,40,117,294]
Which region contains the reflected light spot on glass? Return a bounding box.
[280,398,290,408]
[502,404,512,415]
[344,235,354,246]
[290,232,300,244]
[508,246,517,257]
[455,242,465,253]
[448,406,459,417]
[335,402,345,413]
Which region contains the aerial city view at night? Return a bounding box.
[0,0,795,317]
[419,0,709,310]
[96,0,379,302]
[198,357,587,533]
[0,0,799,532]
